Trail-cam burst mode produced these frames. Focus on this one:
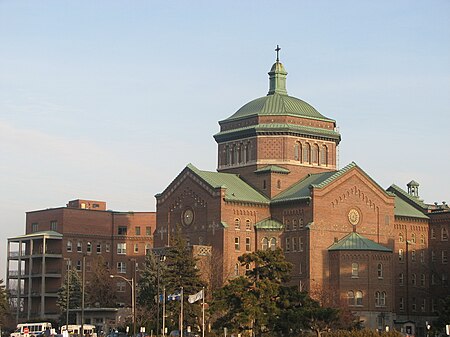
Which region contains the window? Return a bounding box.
[303,144,310,163]
[420,251,425,263]
[285,237,291,252]
[443,274,449,285]
[355,291,363,306]
[411,233,416,244]
[399,249,404,262]
[399,297,404,310]
[50,220,57,231]
[411,250,416,262]
[299,237,304,251]
[146,226,151,236]
[420,234,425,245]
[347,291,355,306]
[320,145,328,166]
[234,219,240,230]
[262,238,269,250]
[431,273,436,285]
[85,242,91,253]
[442,250,448,264]
[96,243,101,253]
[351,263,359,278]
[245,237,251,251]
[269,238,277,250]
[134,243,139,253]
[234,263,239,276]
[399,273,404,285]
[277,179,281,189]
[442,228,449,241]
[299,218,304,228]
[67,241,72,252]
[420,274,425,287]
[77,242,82,253]
[299,262,303,275]
[377,263,383,279]
[246,219,251,231]
[285,220,291,231]
[263,180,266,190]
[412,297,417,312]
[117,281,126,292]
[118,226,127,235]
[76,260,82,271]
[292,219,297,230]
[412,273,417,285]
[399,233,404,242]
[432,250,436,262]
[312,144,319,164]
[145,244,151,255]
[31,223,38,232]
[117,262,126,274]
[375,291,386,307]
[294,142,300,161]
[117,243,126,254]
[431,228,436,239]
[105,243,110,253]
[135,227,141,235]
[234,237,240,250]
[432,299,437,313]
[292,237,298,251]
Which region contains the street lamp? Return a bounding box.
[110,274,135,336]
[156,255,166,337]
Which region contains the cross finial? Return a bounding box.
[275,45,281,62]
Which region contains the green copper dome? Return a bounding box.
[224,57,333,122]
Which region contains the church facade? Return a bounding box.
[154,52,449,335]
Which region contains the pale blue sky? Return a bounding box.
[1,1,449,277]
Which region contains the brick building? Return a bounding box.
[154,54,450,335]
[7,199,155,323]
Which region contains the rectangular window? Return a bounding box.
[77,242,82,253]
[135,226,141,235]
[117,243,126,254]
[245,237,251,251]
[106,243,110,253]
[50,220,57,231]
[442,250,448,264]
[351,263,359,278]
[67,241,72,252]
[134,243,139,253]
[86,242,92,253]
[421,299,426,312]
[31,223,38,232]
[117,262,126,274]
[299,237,304,252]
[285,237,291,252]
[96,243,101,253]
[399,249,404,262]
[76,260,82,271]
[292,237,298,251]
[117,281,126,292]
[145,244,151,255]
[234,237,240,251]
[420,251,425,263]
[442,228,449,241]
[411,250,416,262]
[146,226,151,236]
[399,297,404,310]
[432,250,436,262]
[118,226,127,235]
[431,228,436,239]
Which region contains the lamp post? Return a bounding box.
[110,274,135,336]
[64,258,70,330]
[156,255,166,337]
[81,255,86,337]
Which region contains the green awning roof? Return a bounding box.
[254,218,284,230]
[328,232,391,252]
[254,165,290,175]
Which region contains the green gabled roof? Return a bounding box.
[393,195,429,219]
[387,184,429,210]
[214,123,340,142]
[254,165,290,175]
[186,164,269,204]
[223,93,334,123]
[254,218,284,230]
[328,232,391,252]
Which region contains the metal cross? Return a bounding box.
[275,45,281,62]
[158,227,167,240]
[208,221,220,235]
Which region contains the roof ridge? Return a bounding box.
[388,184,428,209]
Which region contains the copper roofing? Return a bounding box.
[328,232,391,252]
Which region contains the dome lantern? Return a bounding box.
[268,45,288,96]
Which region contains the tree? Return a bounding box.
[433,295,450,335]
[57,267,82,324]
[85,256,117,307]
[211,248,292,337]
[0,278,10,326]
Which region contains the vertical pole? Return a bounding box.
[81,255,85,337]
[180,287,183,337]
[202,287,205,337]
[162,288,166,337]
[132,277,136,337]
[66,260,70,328]
[157,258,160,337]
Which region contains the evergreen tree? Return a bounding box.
[434,295,450,335]
[57,267,82,325]
[85,256,117,307]
[0,278,10,326]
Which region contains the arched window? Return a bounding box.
[263,180,267,190]
[240,143,245,163]
[420,274,425,286]
[246,142,251,162]
[320,145,328,166]
[411,233,416,244]
[269,238,277,250]
[67,240,72,252]
[292,219,297,230]
[262,237,269,250]
[234,218,241,230]
[380,292,386,306]
[303,143,310,163]
[245,219,251,231]
[399,249,404,261]
[420,234,425,245]
[377,263,383,278]
[347,291,355,306]
[375,291,381,306]
[312,144,319,164]
[352,263,359,277]
[226,145,231,165]
[399,233,404,242]
[294,142,300,161]
[442,227,449,241]
[285,237,291,252]
[355,291,363,305]
[233,144,238,164]
[412,273,417,285]
[145,244,151,255]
